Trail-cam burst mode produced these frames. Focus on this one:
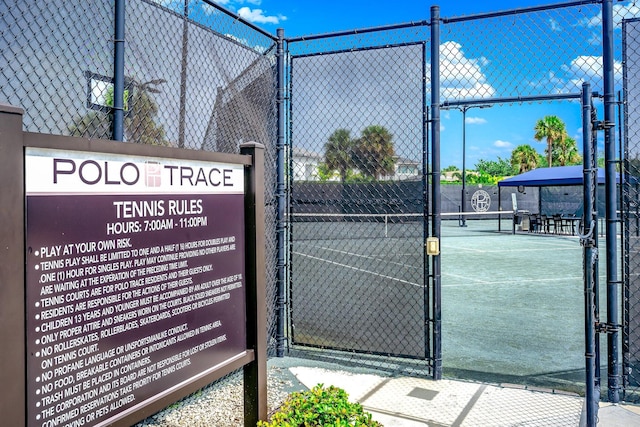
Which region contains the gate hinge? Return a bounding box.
[594,120,615,131]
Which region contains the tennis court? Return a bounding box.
[291,215,426,358]
[290,216,608,392]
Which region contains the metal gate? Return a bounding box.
[283,3,622,388]
[286,31,436,372]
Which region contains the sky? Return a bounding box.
[209,0,640,170]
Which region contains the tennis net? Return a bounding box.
[289,213,424,240]
[289,211,516,241]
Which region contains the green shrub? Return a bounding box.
[258,384,383,427]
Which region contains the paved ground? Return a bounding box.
[269,357,640,426]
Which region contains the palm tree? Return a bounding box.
[534,115,566,167]
[324,128,354,182]
[553,134,582,166]
[352,125,396,180]
[510,144,539,173]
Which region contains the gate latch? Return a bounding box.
[595,322,620,334]
[594,120,615,131]
[426,237,440,256]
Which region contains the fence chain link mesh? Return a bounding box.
[6,0,640,419]
[2,0,279,424]
[288,37,431,367]
[623,15,640,404]
[440,3,605,103]
[285,1,635,398]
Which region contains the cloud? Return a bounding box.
[238,7,286,24]
[588,32,601,46]
[561,55,623,91]
[465,117,487,125]
[581,2,640,29]
[494,140,513,149]
[438,41,496,100]
[213,0,262,5]
[549,18,562,32]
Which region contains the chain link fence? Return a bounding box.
[287,34,433,371]
[2,0,279,344]
[284,1,633,400]
[1,0,280,423]
[6,0,640,421]
[623,16,640,404]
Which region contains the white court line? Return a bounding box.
[317,246,422,271]
[293,251,422,288]
[441,274,585,287]
[443,272,491,284]
[449,246,578,254]
[443,237,579,253]
[317,246,379,261]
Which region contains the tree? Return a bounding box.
[125,79,169,146]
[67,111,112,140]
[324,128,355,182]
[534,115,566,167]
[475,157,515,176]
[68,78,169,146]
[553,135,581,166]
[352,125,396,180]
[510,144,539,173]
[466,157,515,184]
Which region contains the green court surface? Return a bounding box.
[440,219,608,391]
[290,218,611,392]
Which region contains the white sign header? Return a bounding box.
[25,148,244,195]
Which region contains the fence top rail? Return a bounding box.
[199,0,278,41]
[441,93,583,108]
[286,20,430,43]
[440,0,601,24]
[289,40,426,59]
[283,0,598,44]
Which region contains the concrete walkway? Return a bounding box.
[269,357,640,426]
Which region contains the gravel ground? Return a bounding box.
[135,364,298,427]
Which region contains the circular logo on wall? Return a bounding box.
[471,189,491,212]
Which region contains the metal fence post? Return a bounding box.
[582,82,599,427]
[178,0,189,148]
[430,5,442,380]
[602,0,621,403]
[113,0,125,142]
[275,27,287,357]
[422,44,431,364]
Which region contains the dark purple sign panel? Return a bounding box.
[25,149,246,427]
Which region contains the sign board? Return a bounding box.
[25,148,248,427]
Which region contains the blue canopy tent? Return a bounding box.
[498,165,613,188]
[496,166,619,233]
